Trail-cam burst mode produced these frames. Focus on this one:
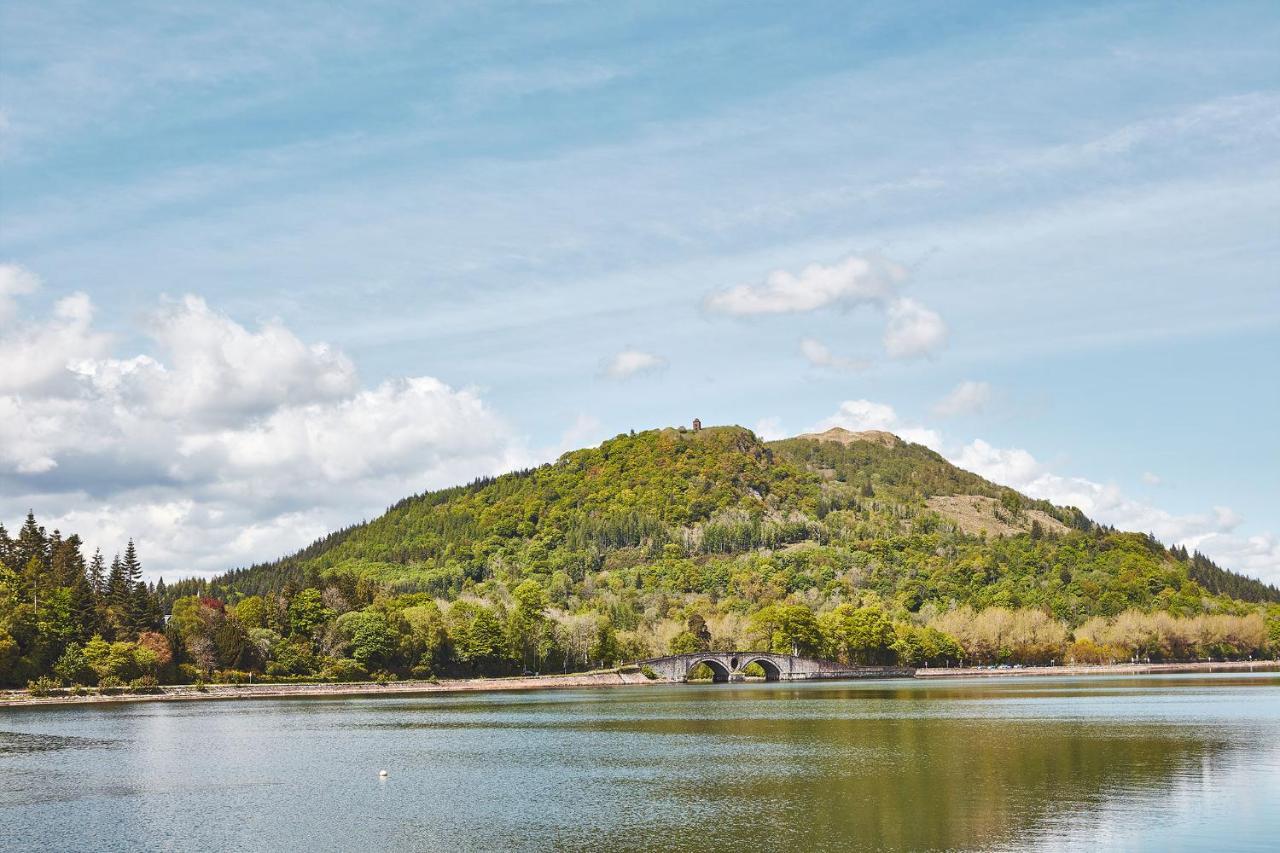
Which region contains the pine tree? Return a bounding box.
[51,533,85,587]
[0,522,12,568]
[88,549,106,596]
[121,541,154,635]
[16,511,48,591]
[122,540,142,590]
[106,554,128,607]
[129,582,156,635]
[69,568,98,641]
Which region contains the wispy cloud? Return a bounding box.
[800,338,869,372]
[0,263,40,323]
[883,297,947,359]
[601,348,666,380]
[933,380,992,417]
[704,255,902,316]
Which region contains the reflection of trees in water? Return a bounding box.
[602,715,1234,852]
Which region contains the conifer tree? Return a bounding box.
[51,533,85,587]
[69,567,98,641]
[88,549,106,596]
[16,512,49,597]
[130,582,157,635]
[106,554,128,607]
[122,540,142,590]
[16,511,48,572]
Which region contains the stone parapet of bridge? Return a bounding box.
[635,651,914,683]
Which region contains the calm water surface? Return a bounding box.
[1,673,1277,851]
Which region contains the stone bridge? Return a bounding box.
[636,652,913,683]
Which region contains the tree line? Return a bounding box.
[1,512,165,689]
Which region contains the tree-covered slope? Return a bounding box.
[201,424,1278,620]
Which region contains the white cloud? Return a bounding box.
[933,380,992,417]
[0,263,41,324]
[601,348,666,380]
[1141,471,1162,486]
[812,399,942,450]
[558,414,604,451]
[1191,532,1280,586]
[704,255,902,316]
[753,416,787,441]
[799,338,869,372]
[176,377,513,487]
[1,283,530,579]
[705,255,947,362]
[883,297,947,359]
[70,295,357,424]
[0,291,110,394]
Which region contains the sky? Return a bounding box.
[1,1,1277,584]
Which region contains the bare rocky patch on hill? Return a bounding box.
[926,495,1071,538]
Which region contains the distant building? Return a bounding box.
[692,418,702,431]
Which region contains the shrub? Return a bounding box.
[129,676,161,694]
[640,665,658,680]
[27,676,62,697]
[212,669,254,685]
[97,676,124,695]
[323,658,369,682]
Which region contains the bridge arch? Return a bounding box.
[686,657,731,682]
[740,656,783,681]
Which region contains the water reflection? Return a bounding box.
[0,674,1276,851]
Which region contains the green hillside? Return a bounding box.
[202,424,1276,622]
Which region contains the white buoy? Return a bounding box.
[379,769,388,778]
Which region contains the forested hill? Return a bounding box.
[193,424,1279,619]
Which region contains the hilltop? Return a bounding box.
[199,423,1278,621]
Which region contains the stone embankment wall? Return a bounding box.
[0,669,653,708]
[913,660,1280,679]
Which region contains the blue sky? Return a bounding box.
[2,1,1277,582]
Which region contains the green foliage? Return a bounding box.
[231,595,269,629]
[53,643,95,686]
[669,631,702,655]
[751,604,823,656]
[346,612,395,669]
[27,675,62,697]
[324,658,370,682]
[287,589,333,640]
[820,603,897,665]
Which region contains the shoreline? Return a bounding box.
[2,660,1276,708]
[0,670,655,708]
[912,660,1280,679]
